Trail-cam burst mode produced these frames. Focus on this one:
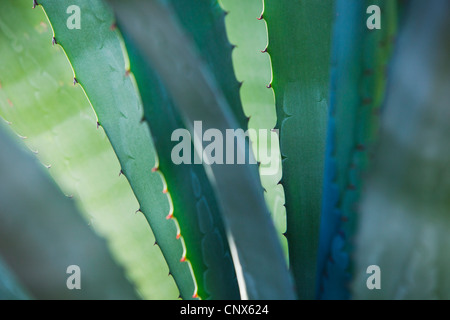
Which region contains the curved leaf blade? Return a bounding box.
[220,0,288,258]
[0,0,178,299]
[37,0,197,299]
[263,0,334,299]
[110,0,296,300]
[121,1,240,298]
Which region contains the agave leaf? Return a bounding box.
[110,0,296,300]
[352,0,450,300]
[36,0,197,299]
[0,0,177,299]
[124,43,239,301]
[262,0,334,299]
[170,0,247,129]
[121,0,241,300]
[220,0,288,257]
[317,0,398,299]
[0,123,138,300]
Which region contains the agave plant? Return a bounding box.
[0,0,448,300]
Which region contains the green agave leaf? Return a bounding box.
[262,0,334,299]
[170,0,247,129]
[35,0,196,298]
[219,0,288,258]
[317,0,398,299]
[0,123,138,299]
[0,0,177,299]
[110,0,296,300]
[353,0,450,299]
[121,0,241,300]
